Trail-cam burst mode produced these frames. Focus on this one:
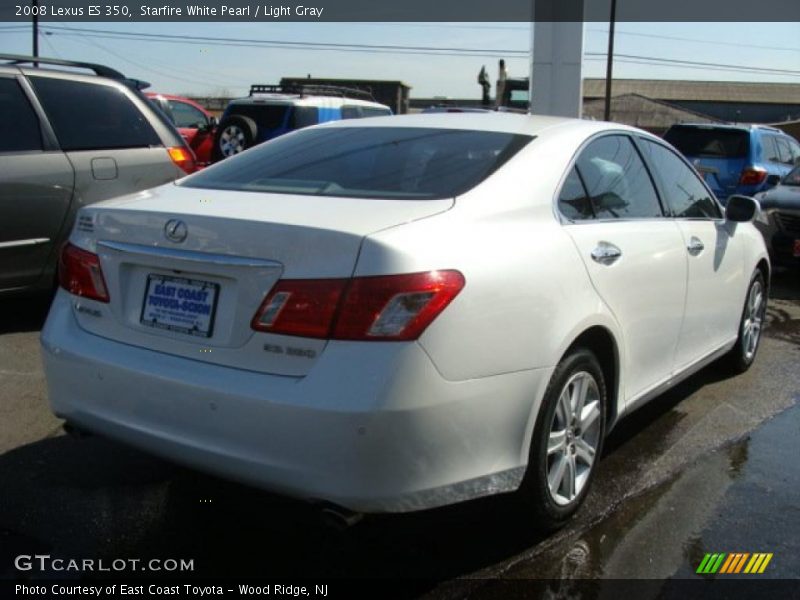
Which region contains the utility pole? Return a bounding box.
[32,0,39,66]
[603,0,617,121]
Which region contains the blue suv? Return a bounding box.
[212,84,392,162]
[664,123,800,204]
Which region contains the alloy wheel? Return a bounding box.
[219,125,246,156]
[742,279,765,362]
[547,371,602,506]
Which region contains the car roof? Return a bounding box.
[668,122,785,134]
[145,92,211,115]
[315,112,641,139]
[228,95,388,108]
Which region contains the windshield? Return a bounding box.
[181,126,533,200]
[664,127,749,159]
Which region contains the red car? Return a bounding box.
[146,93,216,168]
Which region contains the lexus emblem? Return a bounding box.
[164,219,188,243]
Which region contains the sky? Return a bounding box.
[0,22,798,98]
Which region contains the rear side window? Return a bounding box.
[30,77,160,151]
[341,106,361,120]
[0,78,42,152]
[182,127,533,200]
[762,136,781,163]
[641,140,721,219]
[168,100,208,129]
[362,107,392,118]
[289,106,319,129]
[664,127,749,159]
[227,104,288,130]
[558,167,593,220]
[576,135,662,219]
[774,136,795,165]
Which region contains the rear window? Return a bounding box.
[29,77,161,151]
[181,127,532,200]
[227,103,288,129]
[664,127,749,159]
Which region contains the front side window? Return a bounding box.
[182,127,533,200]
[0,78,42,153]
[168,100,208,129]
[575,135,662,219]
[641,140,721,219]
[30,77,160,151]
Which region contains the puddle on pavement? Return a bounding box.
[493,402,800,583]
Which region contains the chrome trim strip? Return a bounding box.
[97,240,281,269]
[623,338,737,416]
[0,238,49,249]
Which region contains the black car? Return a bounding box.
[755,165,800,267]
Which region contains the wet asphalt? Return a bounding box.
[0,270,798,592]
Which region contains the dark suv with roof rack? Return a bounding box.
[0,54,195,296]
[212,84,392,162]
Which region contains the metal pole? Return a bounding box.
[603,0,617,121]
[32,0,39,66]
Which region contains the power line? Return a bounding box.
[587,28,800,54]
[585,52,800,76]
[39,26,800,78]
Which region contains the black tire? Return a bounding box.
[518,347,607,532]
[725,270,767,374]
[211,115,258,162]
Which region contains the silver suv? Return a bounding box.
[0,54,194,296]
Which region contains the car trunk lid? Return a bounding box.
[69,184,453,376]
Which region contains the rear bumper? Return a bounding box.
[41,290,552,512]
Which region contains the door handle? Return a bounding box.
[687,237,705,256]
[591,242,622,265]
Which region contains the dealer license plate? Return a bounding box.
[140,274,219,338]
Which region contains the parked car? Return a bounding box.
[0,54,195,296]
[755,164,800,267]
[146,93,216,168]
[664,123,800,203]
[212,84,392,162]
[42,114,769,529]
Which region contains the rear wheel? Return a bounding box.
[725,271,767,373]
[519,348,606,531]
[212,115,257,162]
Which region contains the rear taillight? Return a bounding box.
[168,146,196,174]
[739,167,767,186]
[58,242,109,303]
[251,270,465,341]
[251,279,347,338]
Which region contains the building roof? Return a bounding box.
[281,77,412,90]
[583,79,800,104]
[582,93,721,130]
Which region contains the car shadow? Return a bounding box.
[0,293,53,335]
[1,270,797,587]
[0,357,753,588]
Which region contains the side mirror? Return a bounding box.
[765,174,781,187]
[209,115,218,128]
[725,194,759,223]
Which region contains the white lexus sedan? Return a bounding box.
[41,114,769,529]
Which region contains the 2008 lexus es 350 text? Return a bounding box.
[41,114,769,529]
